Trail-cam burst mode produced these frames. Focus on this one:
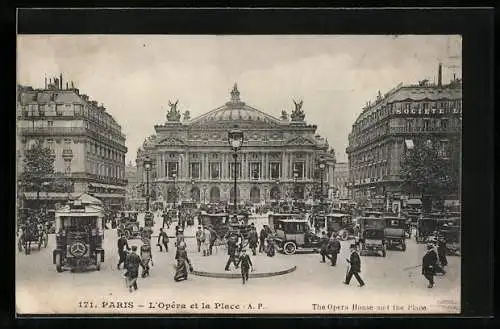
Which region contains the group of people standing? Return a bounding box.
[195,225,217,256]
[422,237,448,288]
[116,223,196,292]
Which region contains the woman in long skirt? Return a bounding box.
[174,245,192,282]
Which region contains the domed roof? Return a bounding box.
[188,84,282,127]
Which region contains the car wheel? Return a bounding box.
[339,230,348,241]
[55,254,63,273]
[283,241,297,255]
[124,230,131,239]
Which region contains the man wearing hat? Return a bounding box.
[195,226,204,253]
[319,232,329,263]
[157,227,169,253]
[224,232,239,271]
[124,245,145,292]
[344,244,365,287]
[236,248,254,284]
[422,243,438,288]
[327,234,341,266]
[248,226,259,256]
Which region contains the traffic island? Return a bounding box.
[188,252,297,279]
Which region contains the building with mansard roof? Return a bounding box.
[136,84,336,206]
[345,64,462,208]
[16,75,127,210]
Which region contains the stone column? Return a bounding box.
[184,151,189,180]
[242,152,247,180]
[264,152,269,180]
[280,152,287,179]
[202,153,207,180]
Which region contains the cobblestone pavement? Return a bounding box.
[16,213,460,314]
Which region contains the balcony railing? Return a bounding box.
[388,126,461,134]
[18,127,87,135]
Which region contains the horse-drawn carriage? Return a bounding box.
[18,220,49,254]
[52,195,105,272]
[415,214,449,244]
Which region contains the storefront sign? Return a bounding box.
[394,107,461,116]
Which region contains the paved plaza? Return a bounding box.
[16,212,460,314]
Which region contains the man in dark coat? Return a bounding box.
[195,226,204,253]
[117,233,130,270]
[224,233,239,271]
[422,244,438,288]
[319,232,329,263]
[437,237,448,268]
[248,227,259,256]
[124,245,145,292]
[208,226,217,255]
[157,228,169,252]
[327,235,341,266]
[344,244,365,287]
[237,249,254,284]
[259,226,269,253]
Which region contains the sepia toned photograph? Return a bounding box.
[16,34,462,315]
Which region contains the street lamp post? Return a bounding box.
[228,128,244,215]
[172,171,177,209]
[191,179,195,201]
[318,156,326,206]
[293,169,299,208]
[143,155,152,212]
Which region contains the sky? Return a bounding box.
[17,35,461,164]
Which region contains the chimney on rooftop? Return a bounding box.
[44,76,47,89]
[438,63,442,87]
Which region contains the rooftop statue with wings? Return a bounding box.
[291,99,305,122]
[166,99,181,122]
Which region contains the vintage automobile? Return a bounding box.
[383,216,407,251]
[439,225,460,256]
[357,217,386,257]
[117,211,142,239]
[315,213,357,240]
[52,195,105,272]
[415,217,448,243]
[268,214,320,255]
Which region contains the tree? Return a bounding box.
[400,136,461,213]
[20,140,56,206]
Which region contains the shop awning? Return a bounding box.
[74,193,103,206]
[444,200,460,207]
[89,183,126,191]
[92,193,126,199]
[405,139,415,149]
[407,198,422,205]
[23,192,82,200]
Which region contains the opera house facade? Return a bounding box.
[136,84,336,206]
